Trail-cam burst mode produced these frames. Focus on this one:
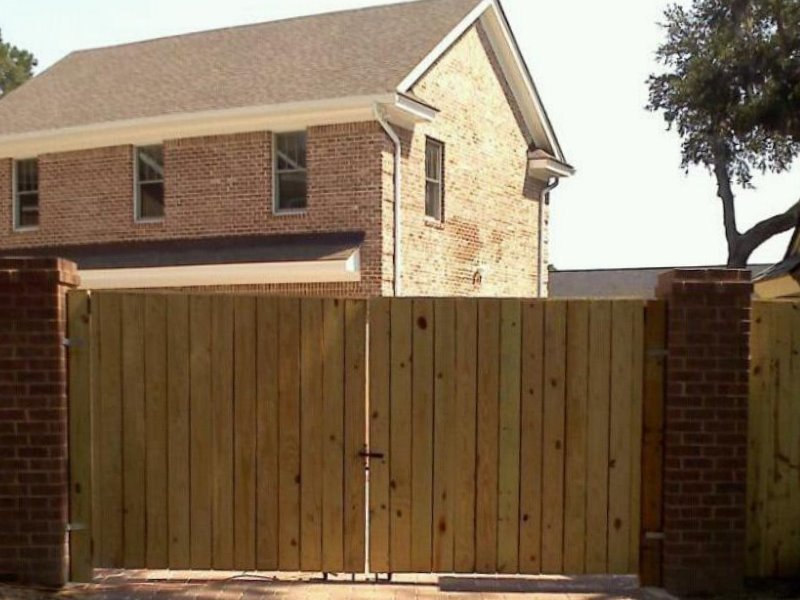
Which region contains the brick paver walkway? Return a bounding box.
[0,571,668,600]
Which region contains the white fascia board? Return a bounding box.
[396,0,567,164]
[529,156,575,179]
[78,252,361,290]
[0,95,393,158]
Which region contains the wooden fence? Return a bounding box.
[68,292,367,580]
[368,298,664,576]
[748,300,800,578]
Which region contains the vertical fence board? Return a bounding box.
[747,302,767,577]
[608,302,635,573]
[432,299,456,573]
[166,295,191,568]
[343,300,367,573]
[585,301,612,573]
[628,303,645,574]
[519,300,544,575]
[541,301,567,573]
[411,299,434,572]
[475,300,501,573]
[390,300,413,572]
[453,300,478,573]
[234,297,257,570]
[68,291,93,582]
[278,298,301,570]
[787,302,800,573]
[300,300,324,572]
[564,301,589,574]
[256,298,280,570]
[145,296,169,568]
[189,296,213,567]
[497,300,522,574]
[322,299,346,573]
[368,298,392,573]
[121,295,146,568]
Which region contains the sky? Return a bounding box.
[2,0,799,269]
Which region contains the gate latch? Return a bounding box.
[66,522,87,532]
[63,337,86,348]
[359,450,385,460]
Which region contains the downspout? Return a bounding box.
[374,104,403,296]
[537,177,559,298]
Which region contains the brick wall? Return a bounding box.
[0,257,78,586]
[656,269,752,596]
[389,22,548,297]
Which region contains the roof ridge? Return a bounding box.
[70,0,476,56]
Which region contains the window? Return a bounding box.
[275,132,308,212]
[425,138,444,221]
[135,145,165,220]
[14,159,39,230]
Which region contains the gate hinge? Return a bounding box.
[66,522,87,532]
[646,348,668,358]
[63,337,86,348]
[644,531,665,540]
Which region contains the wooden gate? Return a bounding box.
[67,291,367,581]
[367,298,665,576]
[747,300,800,578]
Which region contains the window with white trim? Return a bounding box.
[275,131,308,212]
[135,145,165,220]
[14,158,39,230]
[425,138,444,221]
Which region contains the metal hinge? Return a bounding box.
[63,337,86,348]
[66,522,87,532]
[645,531,665,541]
[647,348,668,358]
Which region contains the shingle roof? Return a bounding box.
[0,0,482,136]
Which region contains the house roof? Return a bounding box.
[0,0,482,137]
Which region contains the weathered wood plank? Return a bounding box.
[300,299,324,572]
[234,296,257,570]
[453,300,478,573]
[497,300,522,574]
[322,299,346,573]
[166,295,191,569]
[628,302,645,574]
[585,301,612,574]
[368,298,391,574]
[121,295,146,568]
[411,299,435,572]
[541,301,567,574]
[145,295,169,568]
[519,300,544,575]
[475,299,501,573]
[390,299,413,572]
[564,301,589,574]
[256,297,280,570]
[68,291,93,582]
[746,302,767,577]
[343,300,367,573]
[432,299,456,573]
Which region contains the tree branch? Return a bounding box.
[734,197,800,264]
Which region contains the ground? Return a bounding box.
[0,572,668,600]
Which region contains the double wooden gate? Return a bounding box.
[67,292,664,582]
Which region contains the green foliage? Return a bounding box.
[0,28,36,98]
[647,0,800,187]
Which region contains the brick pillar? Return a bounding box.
[656,269,752,596]
[0,257,79,586]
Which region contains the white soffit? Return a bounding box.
[78,251,361,290]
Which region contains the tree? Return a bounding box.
[647,0,800,267]
[0,29,36,98]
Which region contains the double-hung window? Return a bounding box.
[135,145,165,221]
[275,132,308,212]
[14,158,39,230]
[425,138,444,221]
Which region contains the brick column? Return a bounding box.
[656,269,752,596]
[0,257,79,586]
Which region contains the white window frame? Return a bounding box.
[273,131,308,215]
[425,137,444,222]
[12,158,40,232]
[134,145,165,223]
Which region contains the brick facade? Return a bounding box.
[656,269,752,596]
[0,257,78,586]
[0,24,548,298]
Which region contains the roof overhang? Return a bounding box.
[528,151,576,179]
[0,93,436,158]
[397,0,569,165]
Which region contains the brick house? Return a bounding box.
[0,0,572,297]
